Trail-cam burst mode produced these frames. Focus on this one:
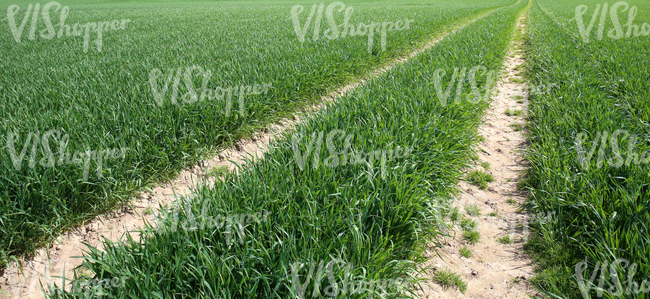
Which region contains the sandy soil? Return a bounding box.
[412,9,542,299]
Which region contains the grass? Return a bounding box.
[521,0,650,297]
[505,108,523,116]
[466,170,495,189]
[506,198,517,205]
[510,123,523,131]
[143,207,153,216]
[488,212,498,217]
[459,246,473,258]
[206,165,229,177]
[480,161,491,169]
[433,269,468,293]
[460,218,478,231]
[497,235,513,244]
[463,230,481,244]
[465,204,481,217]
[43,1,528,297]
[0,0,520,266]
[450,207,461,223]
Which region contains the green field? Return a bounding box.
[523,0,650,298]
[46,0,527,297]
[0,0,512,267]
[2,0,650,297]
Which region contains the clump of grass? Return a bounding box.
[510,77,525,84]
[517,174,531,190]
[497,235,513,244]
[466,170,494,189]
[465,204,481,217]
[510,123,523,131]
[513,95,523,100]
[460,218,478,231]
[480,162,490,170]
[463,230,480,244]
[207,165,230,177]
[459,246,473,258]
[513,64,524,72]
[144,207,153,216]
[506,198,517,205]
[450,207,460,222]
[433,269,468,293]
[505,108,523,117]
[488,212,498,217]
[516,99,524,104]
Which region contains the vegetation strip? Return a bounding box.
[42,1,529,298]
[523,0,650,298]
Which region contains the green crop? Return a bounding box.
[45,1,528,297]
[0,0,514,266]
[522,0,650,298]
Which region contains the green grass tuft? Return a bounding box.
[465,204,482,217]
[463,230,481,244]
[505,108,523,116]
[459,246,473,258]
[206,165,230,177]
[497,235,513,244]
[460,218,478,231]
[433,269,468,293]
[466,170,494,189]
[510,123,523,131]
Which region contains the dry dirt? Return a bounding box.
[412,9,542,299]
[0,11,494,299]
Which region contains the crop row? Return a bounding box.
[523,0,650,298]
